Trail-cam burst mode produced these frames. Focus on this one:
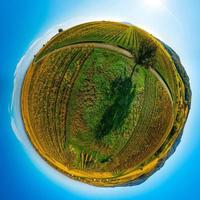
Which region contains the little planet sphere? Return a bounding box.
[21,21,191,187]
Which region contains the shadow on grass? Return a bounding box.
[95,76,136,139]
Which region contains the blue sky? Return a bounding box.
[0,0,200,200]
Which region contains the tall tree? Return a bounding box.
[130,38,157,78]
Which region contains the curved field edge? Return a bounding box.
[118,42,192,187]
[161,41,191,108]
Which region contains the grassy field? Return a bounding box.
[21,21,190,186]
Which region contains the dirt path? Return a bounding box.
[149,67,173,103]
[35,42,133,63]
[35,41,173,105]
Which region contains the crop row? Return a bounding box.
[115,69,173,171]
[27,46,94,164]
[36,21,128,61]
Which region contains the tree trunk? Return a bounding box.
[130,63,137,78]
